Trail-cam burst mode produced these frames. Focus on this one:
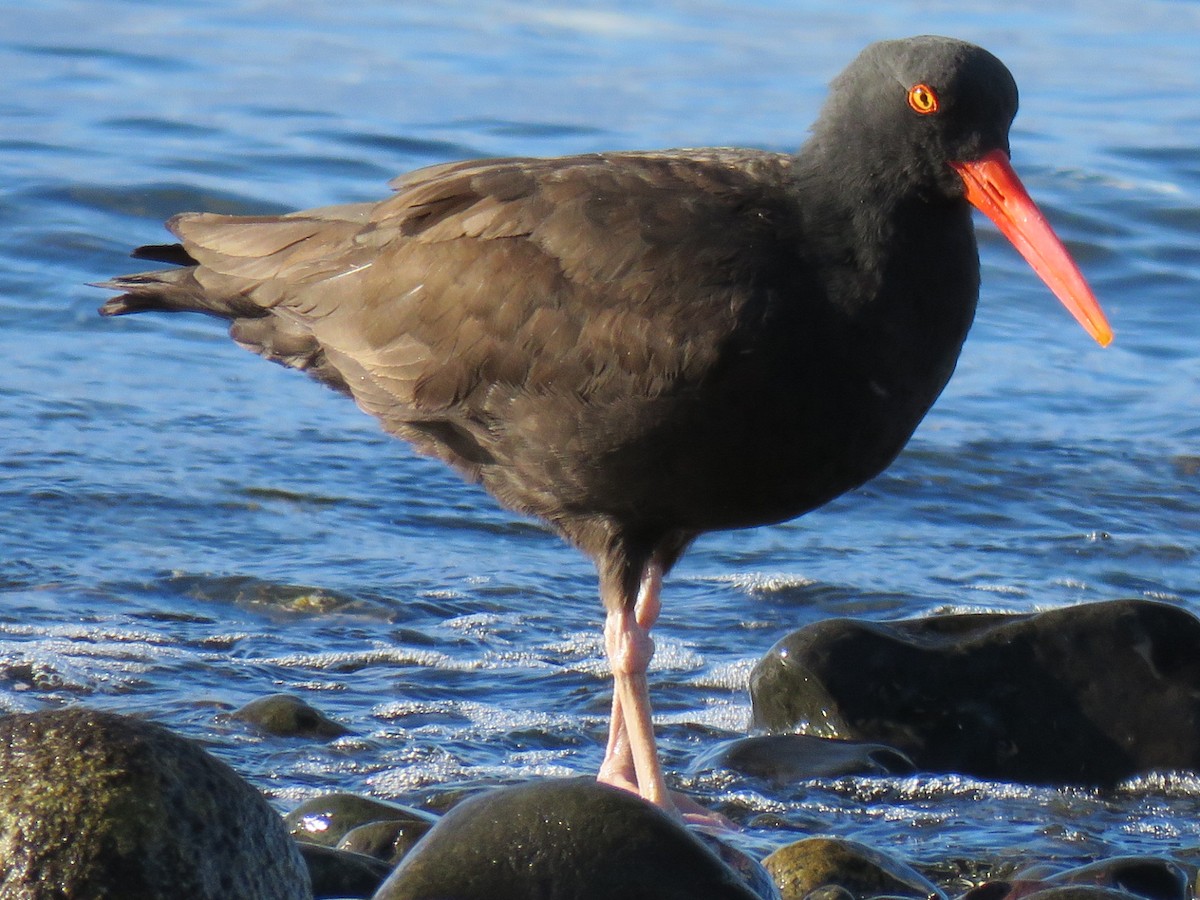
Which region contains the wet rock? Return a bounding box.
[1054,857,1189,900]
[804,886,856,900]
[691,734,915,785]
[961,882,1019,900]
[285,792,437,849]
[693,831,784,900]
[297,843,391,899]
[762,836,943,900]
[937,854,1193,900]
[750,599,1200,785]
[234,693,351,739]
[1016,888,1154,900]
[374,777,766,900]
[0,707,311,899]
[336,817,433,865]
[1027,857,1192,900]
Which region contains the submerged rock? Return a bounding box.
[1041,856,1192,900]
[233,693,351,739]
[336,817,434,865]
[750,599,1200,785]
[284,792,437,849]
[968,856,1195,900]
[691,734,915,785]
[374,778,768,900]
[761,836,944,900]
[1008,888,1162,900]
[0,707,311,899]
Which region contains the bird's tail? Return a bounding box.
[96,229,351,393]
[96,243,264,321]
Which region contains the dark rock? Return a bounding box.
[234,693,351,739]
[692,831,784,900]
[297,843,391,899]
[285,793,438,849]
[974,856,1194,900]
[1042,857,1191,900]
[762,836,944,900]
[955,864,1190,900]
[691,734,915,785]
[374,778,766,900]
[1017,888,1155,900]
[961,882,1018,900]
[750,599,1200,785]
[0,707,311,899]
[336,817,433,865]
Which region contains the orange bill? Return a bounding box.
[951,149,1113,347]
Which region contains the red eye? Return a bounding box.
[907,83,939,115]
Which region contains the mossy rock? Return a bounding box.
[762,836,943,900]
[0,707,311,899]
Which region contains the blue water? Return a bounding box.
[2,0,1199,876]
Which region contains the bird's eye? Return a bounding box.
[907,83,940,115]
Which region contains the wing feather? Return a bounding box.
[126,150,802,485]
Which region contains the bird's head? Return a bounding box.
[814,35,1112,346]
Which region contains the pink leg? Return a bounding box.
[596,563,735,827]
[597,679,636,793]
[598,561,669,807]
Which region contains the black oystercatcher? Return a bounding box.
[99,36,1112,822]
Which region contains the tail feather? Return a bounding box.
[96,265,266,319]
[96,249,337,391]
[97,207,374,397]
[131,242,197,266]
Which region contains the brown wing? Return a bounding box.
[104,149,803,513]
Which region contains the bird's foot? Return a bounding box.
[671,790,736,830]
[595,771,735,830]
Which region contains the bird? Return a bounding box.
[98,35,1112,823]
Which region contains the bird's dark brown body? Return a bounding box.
[100,36,1111,818]
[103,147,977,598]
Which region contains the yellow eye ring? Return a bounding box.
[907,83,940,115]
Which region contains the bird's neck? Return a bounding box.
[791,142,904,297]
[789,137,976,316]
[786,137,979,387]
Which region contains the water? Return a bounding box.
[2,0,1198,880]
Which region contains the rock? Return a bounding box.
[1005,857,1194,900]
[750,599,1200,785]
[803,887,855,900]
[692,831,784,900]
[297,843,391,899]
[234,693,351,739]
[1016,888,1156,900]
[0,707,311,899]
[961,883,1018,900]
[1047,856,1191,900]
[336,818,433,865]
[691,734,915,785]
[958,858,1195,900]
[285,793,437,849]
[762,836,944,900]
[374,778,767,900]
